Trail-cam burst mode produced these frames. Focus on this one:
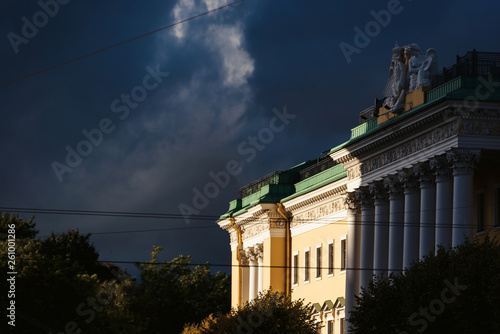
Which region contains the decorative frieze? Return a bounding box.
[342,117,498,182]
[285,185,347,212]
[291,198,346,227]
[269,218,287,229]
[229,230,238,244]
[459,120,500,136]
[348,165,362,180]
[346,122,458,180]
[242,222,271,240]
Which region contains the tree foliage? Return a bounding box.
[1,213,231,333]
[0,213,38,240]
[183,290,319,334]
[349,237,500,334]
[1,213,135,334]
[133,246,231,334]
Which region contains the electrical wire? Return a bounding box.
[11,256,432,272]
[0,204,489,231]
[38,225,218,238]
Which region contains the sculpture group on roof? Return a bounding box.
[382,43,439,113]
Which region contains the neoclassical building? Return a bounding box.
[217,47,500,333]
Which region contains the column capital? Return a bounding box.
[239,249,249,265]
[383,175,403,199]
[429,155,452,182]
[254,244,263,260]
[355,186,373,209]
[447,149,480,176]
[369,181,388,205]
[414,162,435,188]
[343,191,361,214]
[398,169,419,193]
[246,247,259,262]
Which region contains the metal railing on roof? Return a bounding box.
[237,171,280,199]
[298,157,336,181]
[432,50,500,86]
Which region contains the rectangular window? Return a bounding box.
[316,245,322,278]
[328,241,334,275]
[327,320,334,334]
[494,185,500,228]
[476,191,485,233]
[293,253,299,285]
[340,318,345,334]
[304,250,310,282]
[340,238,347,272]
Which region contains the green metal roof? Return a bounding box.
[322,300,334,311]
[280,164,347,203]
[334,297,345,308]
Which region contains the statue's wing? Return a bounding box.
[382,65,395,98]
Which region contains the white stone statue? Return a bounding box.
[416,48,439,88]
[382,43,438,113]
[406,43,425,92]
[382,43,408,112]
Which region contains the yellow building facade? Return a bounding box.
[217,48,500,333]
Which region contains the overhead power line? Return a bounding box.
[0,206,219,220]
[38,225,218,238]
[0,0,246,87]
[13,256,425,272]
[1,204,486,231]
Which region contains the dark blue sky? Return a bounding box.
[1,0,499,276]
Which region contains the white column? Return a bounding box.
[356,187,374,291]
[447,149,480,247]
[399,169,420,270]
[369,182,389,278]
[384,175,404,275]
[247,248,258,302]
[430,156,453,250]
[239,250,249,303]
[255,244,264,296]
[415,163,436,259]
[343,192,361,332]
